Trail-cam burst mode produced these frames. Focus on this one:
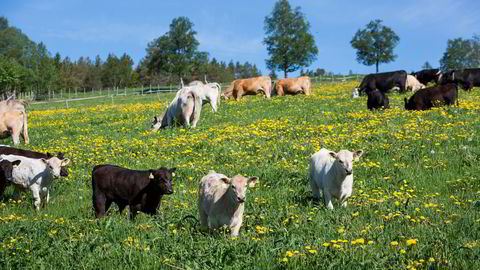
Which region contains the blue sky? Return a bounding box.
[2,0,479,77]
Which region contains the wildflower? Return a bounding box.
[391,241,399,246]
[428,257,435,262]
[308,249,317,254]
[400,249,406,254]
[406,239,417,246]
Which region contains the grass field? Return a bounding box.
[1,81,479,269]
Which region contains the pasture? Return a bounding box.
[1,81,479,269]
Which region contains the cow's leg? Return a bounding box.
[129,204,141,220]
[323,190,334,210]
[210,96,218,112]
[116,201,127,214]
[11,128,20,145]
[31,187,41,211]
[93,193,107,218]
[230,221,242,236]
[310,180,321,201]
[199,209,208,229]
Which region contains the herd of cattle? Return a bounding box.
[0,67,478,236]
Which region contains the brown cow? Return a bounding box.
[0,110,29,145]
[223,76,272,101]
[274,76,311,96]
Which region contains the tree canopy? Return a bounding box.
[350,19,399,73]
[264,0,318,78]
[439,35,480,71]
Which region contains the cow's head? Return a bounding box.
[149,167,176,194]
[151,116,162,131]
[329,150,363,176]
[440,70,455,84]
[0,159,21,182]
[222,175,258,204]
[41,157,71,178]
[352,88,360,98]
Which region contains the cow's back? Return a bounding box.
[309,149,334,189]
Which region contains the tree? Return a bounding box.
[350,19,400,73]
[439,35,480,71]
[422,61,433,69]
[264,0,318,78]
[145,17,206,82]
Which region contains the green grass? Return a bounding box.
[1,81,479,269]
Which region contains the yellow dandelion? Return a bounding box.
[406,239,417,246]
[391,241,399,246]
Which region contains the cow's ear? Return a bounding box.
[61,159,70,166]
[57,152,65,159]
[329,151,337,159]
[353,150,364,161]
[221,177,231,184]
[153,116,157,122]
[12,160,21,167]
[248,176,258,188]
[46,152,53,158]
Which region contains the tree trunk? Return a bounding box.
[284,69,288,78]
[376,61,379,73]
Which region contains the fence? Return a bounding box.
[23,75,363,110]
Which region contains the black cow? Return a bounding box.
[0,146,68,177]
[367,89,389,110]
[92,164,176,219]
[356,70,407,95]
[0,159,21,199]
[440,68,480,91]
[412,69,441,85]
[404,83,457,110]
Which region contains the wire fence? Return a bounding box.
[24,75,363,110]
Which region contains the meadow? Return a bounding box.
[1,81,479,269]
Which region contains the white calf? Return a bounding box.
[309,148,363,209]
[175,83,221,112]
[406,75,425,92]
[197,170,258,236]
[1,154,70,210]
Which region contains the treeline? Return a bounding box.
[0,16,260,99]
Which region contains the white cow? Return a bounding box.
[176,82,221,112]
[309,148,363,209]
[1,154,70,210]
[406,75,425,92]
[197,170,258,236]
[151,89,202,130]
[351,88,360,98]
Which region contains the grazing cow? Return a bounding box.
[1,154,70,210]
[352,88,360,98]
[0,99,27,114]
[274,76,311,96]
[440,68,480,91]
[198,170,258,236]
[406,75,425,92]
[0,146,69,177]
[0,159,21,199]
[151,89,202,130]
[188,80,204,87]
[412,69,442,85]
[91,164,176,219]
[223,76,272,100]
[355,70,407,95]
[404,83,457,111]
[309,148,363,209]
[367,89,389,110]
[0,110,29,145]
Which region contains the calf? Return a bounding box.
[151,89,202,130]
[0,159,21,199]
[176,82,221,112]
[406,75,425,92]
[197,170,258,236]
[309,148,363,209]
[0,154,70,210]
[0,146,69,176]
[92,165,176,219]
[0,110,28,145]
[404,83,457,110]
[367,89,389,110]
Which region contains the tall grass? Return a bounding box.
[1,81,479,269]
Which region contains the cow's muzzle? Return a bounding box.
[345,169,352,175]
[237,197,245,203]
[60,167,68,177]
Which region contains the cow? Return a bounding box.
[309,148,363,209]
[91,164,176,219]
[0,110,29,145]
[274,76,311,96]
[0,146,68,177]
[197,170,258,236]
[175,82,221,112]
[412,69,442,85]
[352,88,360,98]
[223,76,272,100]
[0,159,21,199]
[440,68,480,91]
[0,154,70,210]
[404,83,457,111]
[355,70,407,95]
[151,89,202,130]
[406,75,425,92]
[367,89,389,110]
[0,99,27,114]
